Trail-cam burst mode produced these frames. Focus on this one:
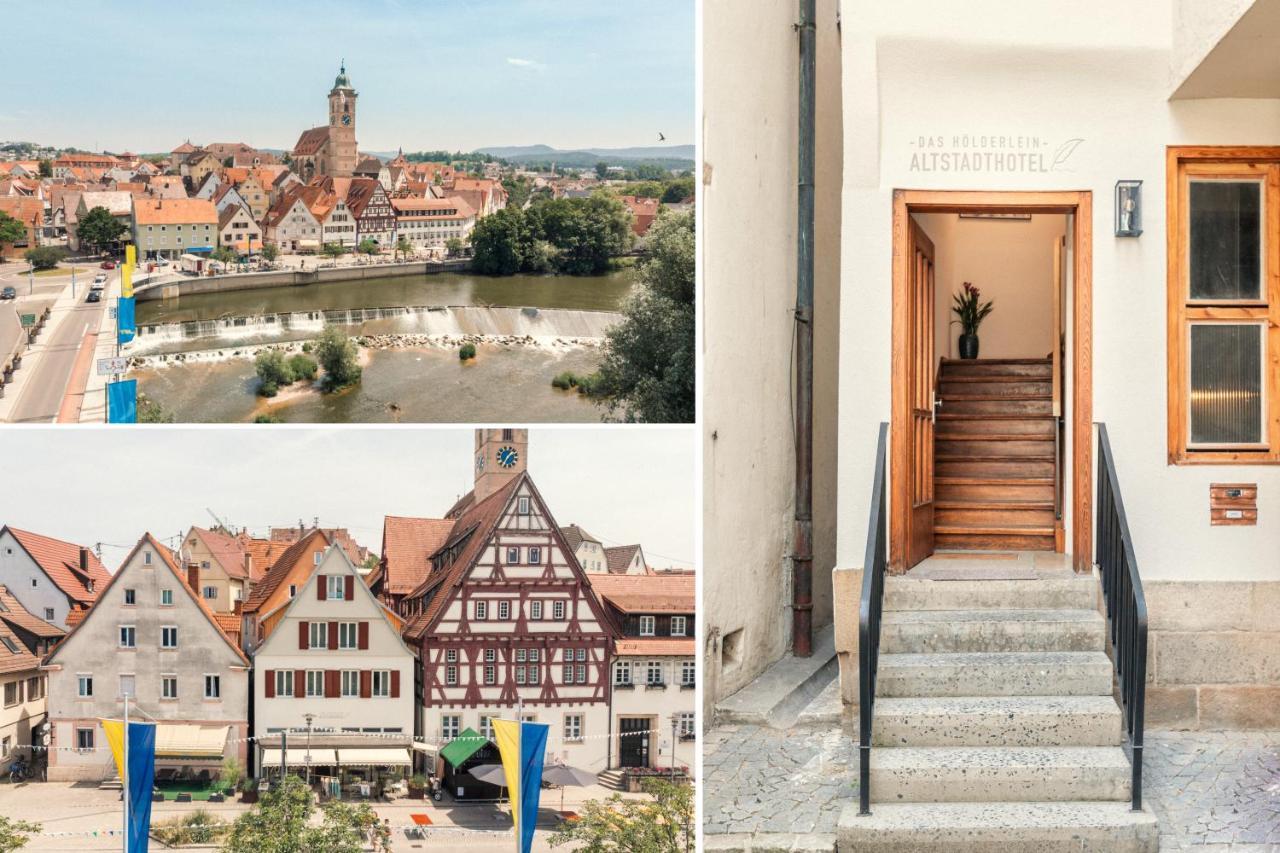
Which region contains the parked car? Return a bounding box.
[0,287,15,300]
[86,289,101,303]
[93,272,107,283]
[100,260,116,270]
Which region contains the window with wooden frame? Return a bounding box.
[1169,147,1280,463]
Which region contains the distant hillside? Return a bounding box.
[475,144,694,170]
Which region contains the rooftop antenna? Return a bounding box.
[206,508,232,532]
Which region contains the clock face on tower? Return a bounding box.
[341,114,351,126]
[496,446,519,468]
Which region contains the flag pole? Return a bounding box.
[122,695,129,853]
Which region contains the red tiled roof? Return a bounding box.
[378,516,454,596]
[344,177,386,218]
[190,526,251,580]
[604,545,642,574]
[403,477,525,640]
[63,609,86,628]
[0,585,65,639]
[241,528,330,613]
[3,526,111,606]
[293,126,331,157]
[241,537,290,581]
[616,638,694,656]
[0,625,39,675]
[560,524,599,554]
[587,573,694,614]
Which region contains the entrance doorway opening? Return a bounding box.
[890,191,1093,574]
[618,717,652,768]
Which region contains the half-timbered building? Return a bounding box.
[395,428,618,772]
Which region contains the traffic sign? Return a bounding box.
[19,314,35,327]
[96,357,128,376]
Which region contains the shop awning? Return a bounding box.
[261,748,337,768]
[154,725,229,759]
[335,748,412,767]
[412,741,438,756]
[440,729,489,768]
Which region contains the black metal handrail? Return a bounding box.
[1095,424,1148,811]
[858,422,889,816]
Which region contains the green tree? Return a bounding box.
[550,778,693,853]
[593,210,694,422]
[0,211,26,249]
[254,349,295,396]
[321,242,347,259]
[314,325,362,391]
[661,177,695,204]
[0,814,42,852]
[23,246,65,271]
[37,159,52,178]
[445,236,464,258]
[595,161,610,179]
[259,243,280,262]
[626,181,665,200]
[502,175,532,208]
[470,206,529,275]
[77,206,128,253]
[395,235,414,261]
[211,246,239,264]
[224,775,381,853]
[357,238,379,255]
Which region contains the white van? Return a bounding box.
[91,273,106,291]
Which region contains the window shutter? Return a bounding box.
[391,670,400,698]
[328,621,338,650]
[295,670,306,697]
[264,670,275,698]
[345,575,354,601]
[317,576,327,600]
[360,670,371,699]
[358,621,369,650]
[299,621,309,650]
[325,670,339,698]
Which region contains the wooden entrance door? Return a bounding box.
[905,218,937,567]
[619,718,650,768]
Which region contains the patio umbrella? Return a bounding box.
[543,764,597,813]
[468,763,509,787]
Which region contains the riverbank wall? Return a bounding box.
[134,259,472,302]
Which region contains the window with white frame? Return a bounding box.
[161,626,178,649]
[288,584,297,598]
[446,665,458,685]
[203,586,217,600]
[161,675,178,700]
[77,674,93,697]
[123,588,136,605]
[681,660,696,687]
[615,661,632,685]
[119,674,135,698]
[646,660,664,686]
[3,682,17,707]
[517,496,530,515]
[446,649,458,663]
[372,670,391,697]
[506,547,519,563]
[144,551,152,566]
[639,616,655,636]
[553,601,565,620]
[119,625,136,648]
[310,622,327,649]
[43,607,54,621]
[671,616,687,637]
[275,670,294,697]
[327,575,345,599]
[160,589,173,606]
[441,715,461,740]
[338,622,358,649]
[341,670,359,697]
[484,665,496,685]
[529,546,541,564]
[563,714,583,741]
[677,712,695,738]
[516,665,526,685]
[205,674,221,699]
[498,601,510,620]
[479,715,495,740]
[530,600,543,620]
[485,649,496,662]
[76,728,95,751]
[306,671,324,697]
[475,601,488,620]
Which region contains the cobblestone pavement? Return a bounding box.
[1145,730,1280,851]
[702,725,1280,851]
[701,723,856,836]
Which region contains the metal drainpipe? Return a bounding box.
[792,0,817,658]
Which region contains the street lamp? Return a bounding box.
[305,713,314,785]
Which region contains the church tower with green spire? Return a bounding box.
[326,60,359,177]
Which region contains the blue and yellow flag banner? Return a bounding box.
[121,262,133,299]
[117,296,135,345]
[106,379,137,423]
[493,719,549,853]
[125,244,136,268]
[101,718,156,853]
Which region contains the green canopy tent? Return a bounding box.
[440,729,504,801]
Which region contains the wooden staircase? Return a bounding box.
[935,358,1058,551]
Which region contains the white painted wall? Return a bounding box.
[834,0,1280,582]
[0,531,75,630]
[610,656,696,771]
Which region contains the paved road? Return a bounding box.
[7,292,105,423]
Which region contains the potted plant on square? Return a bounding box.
[239,778,258,804]
[951,281,994,359]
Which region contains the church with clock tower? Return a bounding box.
[291,62,360,181]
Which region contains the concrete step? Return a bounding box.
[881,608,1105,654]
[876,651,1114,698]
[871,695,1123,747]
[714,623,837,728]
[838,801,1159,853]
[885,578,1096,612]
[868,746,1132,804]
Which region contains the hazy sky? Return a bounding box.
[2,0,694,153]
[0,427,695,573]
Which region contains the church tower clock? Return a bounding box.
[327,61,359,178]
[474,428,529,503]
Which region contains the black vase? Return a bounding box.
[959,333,979,359]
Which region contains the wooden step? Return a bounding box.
[935,520,1058,550]
[935,415,1056,436]
[936,458,1055,479]
[935,477,1055,502]
[940,358,1053,378]
[935,500,1056,527]
[940,380,1053,397]
[936,438,1054,457]
[935,523,1056,537]
[941,397,1053,416]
